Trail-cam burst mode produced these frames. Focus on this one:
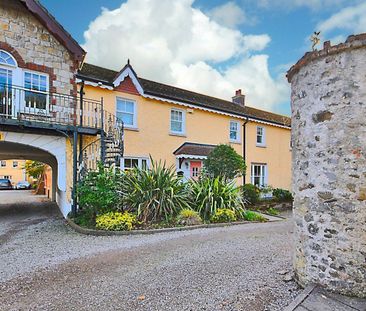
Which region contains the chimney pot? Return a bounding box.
[232,89,245,107]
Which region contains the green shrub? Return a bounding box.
[243,210,267,222]
[272,188,293,202]
[76,163,123,223]
[189,176,244,221]
[123,160,190,223]
[267,207,280,216]
[176,208,202,226]
[96,211,138,231]
[211,208,237,223]
[241,184,260,205]
[203,144,246,181]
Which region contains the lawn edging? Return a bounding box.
[66,213,283,236]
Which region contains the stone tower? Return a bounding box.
[287,34,366,297]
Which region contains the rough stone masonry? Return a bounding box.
[287,34,366,298]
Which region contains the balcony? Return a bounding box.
[0,83,104,135]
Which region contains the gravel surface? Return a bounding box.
[0,192,300,311]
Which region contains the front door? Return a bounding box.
[0,67,13,117]
[190,161,202,180]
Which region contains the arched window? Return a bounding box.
[0,50,17,67]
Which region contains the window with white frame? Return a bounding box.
[116,98,136,127]
[230,121,240,142]
[12,161,18,168]
[24,72,48,110]
[122,157,149,171]
[170,109,185,134]
[251,164,267,187]
[1,175,11,180]
[0,50,16,67]
[256,126,266,146]
[1,160,6,167]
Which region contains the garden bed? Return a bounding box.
[66,212,282,236]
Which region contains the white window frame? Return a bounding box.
[250,163,268,188]
[256,126,266,147]
[121,156,149,171]
[1,160,6,167]
[170,108,186,135]
[23,70,50,113]
[116,97,137,129]
[12,161,18,168]
[229,120,240,143]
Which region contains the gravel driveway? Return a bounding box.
[0,194,300,311]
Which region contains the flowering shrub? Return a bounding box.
[95,211,138,231]
[211,208,237,223]
[176,208,202,226]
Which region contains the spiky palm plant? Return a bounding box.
[123,160,190,223]
[189,176,244,221]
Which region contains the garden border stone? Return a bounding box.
[66,212,283,236]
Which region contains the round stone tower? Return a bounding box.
[287,34,366,297]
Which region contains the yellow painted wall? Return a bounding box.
[0,160,27,185]
[83,85,292,189]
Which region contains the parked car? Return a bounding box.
[15,181,31,190]
[0,178,13,190]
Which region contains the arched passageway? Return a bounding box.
[0,131,70,216]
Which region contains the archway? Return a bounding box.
[0,131,70,216]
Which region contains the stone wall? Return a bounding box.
[288,35,366,297]
[0,0,76,95]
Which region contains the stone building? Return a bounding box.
[287,34,366,297]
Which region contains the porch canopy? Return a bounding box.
[174,142,216,168]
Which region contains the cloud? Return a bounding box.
[317,2,366,36]
[207,2,253,28]
[83,0,289,112]
[256,0,361,10]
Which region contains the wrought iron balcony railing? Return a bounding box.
[0,83,103,129]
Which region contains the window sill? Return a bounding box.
[256,144,267,148]
[169,132,186,137]
[125,127,139,132]
[230,140,241,145]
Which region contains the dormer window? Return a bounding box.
[0,50,17,67]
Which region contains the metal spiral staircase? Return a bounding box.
[78,110,124,178]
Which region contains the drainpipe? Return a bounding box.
[78,81,85,164]
[242,116,249,185]
[72,129,78,217]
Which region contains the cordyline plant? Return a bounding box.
[189,176,245,221]
[123,159,190,223]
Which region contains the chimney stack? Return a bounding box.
[232,89,245,107]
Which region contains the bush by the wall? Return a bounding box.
[241,184,260,205]
[272,188,293,202]
[76,163,123,223]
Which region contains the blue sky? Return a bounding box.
[41,0,366,115]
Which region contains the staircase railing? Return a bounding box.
[79,110,124,178]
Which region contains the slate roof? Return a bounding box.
[78,63,291,127]
[173,142,216,156]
